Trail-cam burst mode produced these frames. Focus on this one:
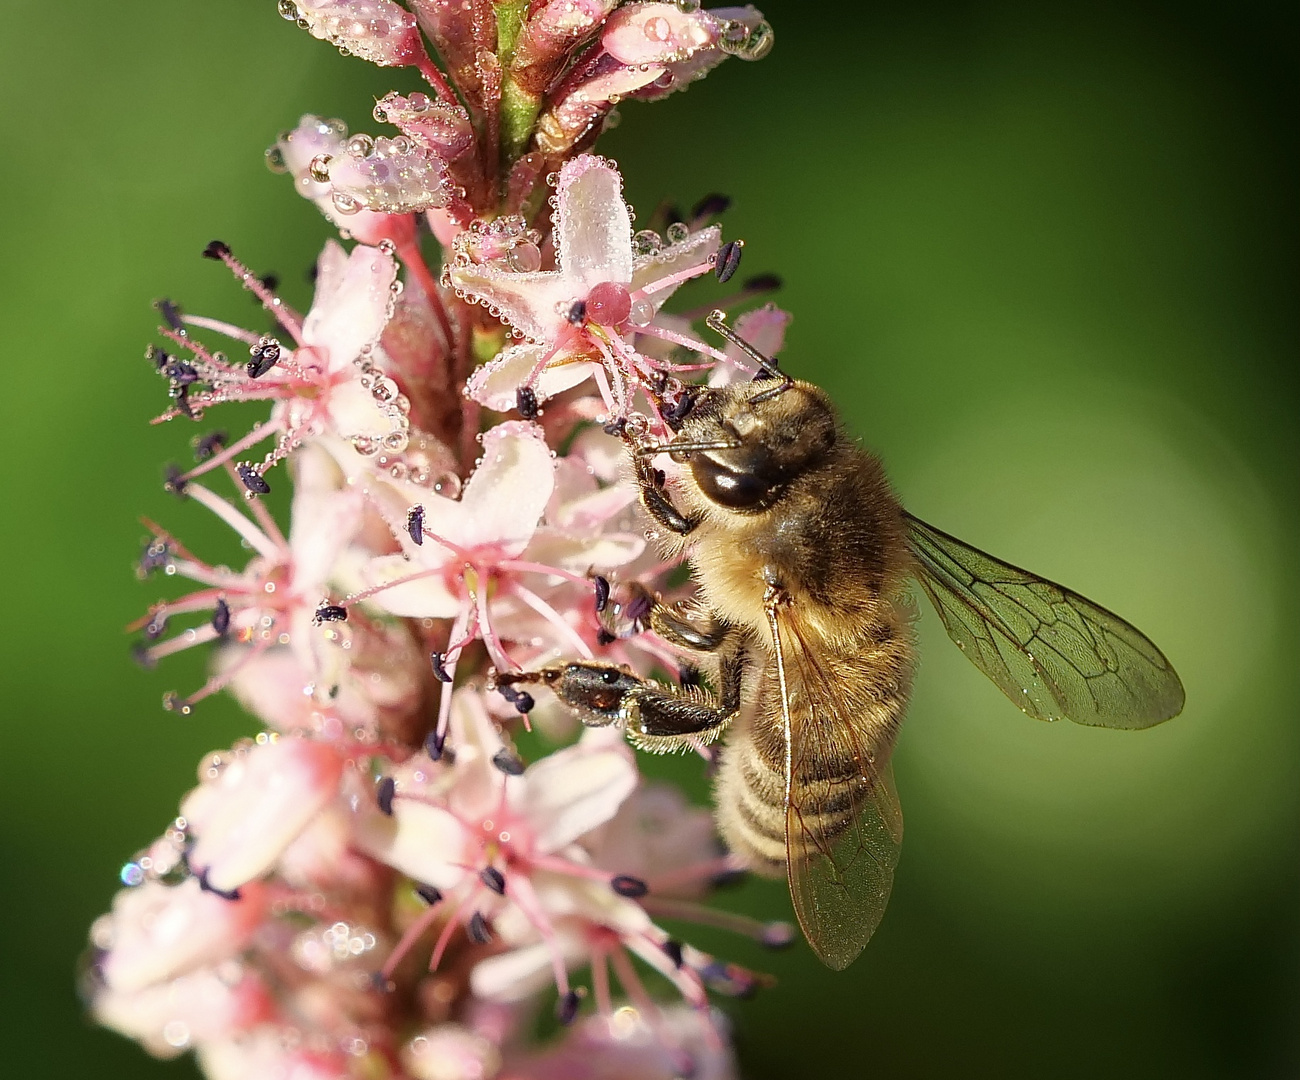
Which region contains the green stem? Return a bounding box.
[494,1,542,164]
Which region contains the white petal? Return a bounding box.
[522,743,638,852]
[524,528,644,573]
[631,224,720,311]
[101,878,268,994]
[556,155,633,288]
[448,263,574,344]
[465,342,597,410]
[469,933,583,1002]
[288,487,363,595]
[188,738,345,893]
[353,798,469,890]
[454,422,556,554]
[301,243,398,370]
[325,377,405,440]
[360,553,460,618]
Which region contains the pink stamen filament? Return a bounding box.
[145,623,222,661]
[640,897,776,943]
[631,259,714,298]
[178,421,282,484]
[510,584,594,660]
[210,247,304,345]
[634,322,729,363]
[381,897,447,982]
[592,947,613,1015]
[396,237,456,354]
[182,315,263,346]
[183,633,276,706]
[505,874,572,998]
[186,484,283,560]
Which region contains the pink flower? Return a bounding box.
[450,155,723,415]
[281,0,425,68]
[268,115,418,245]
[96,878,269,995]
[92,967,274,1059]
[184,736,347,894]
[154,240,408,493]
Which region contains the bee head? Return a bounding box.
[683,381,837,512]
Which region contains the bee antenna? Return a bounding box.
[705,310,793,397]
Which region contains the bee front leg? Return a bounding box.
[632,455,699,536]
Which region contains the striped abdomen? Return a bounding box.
[714,620,914,875]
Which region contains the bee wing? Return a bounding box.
[773,607,903,971]
[904,512,1184,728]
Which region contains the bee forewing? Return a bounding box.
[785,761,903,971]
[904,513,1185,728]
[769,602,904,970]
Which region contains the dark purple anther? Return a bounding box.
[491,747,525,776]
[556,989,582,1025]
[516,385,539,420]
[139,539,169,576]
[596,628,616,646]
[202,239,232,261]
[429,651,453,683]
[246,339,281,379]
[194,430,227,461]
[663,939,684,968]
[610,875,648,898]
[498,684,535,714]
[479,866,505,895]
[691,192,731,219]
[602,417,627,437]
[163,464,188,496]
[172,384,195,419]
[144,614,167,640]
[423,728,446,762]
[415,883,443,905]
[155,298,185,333]
[236,463,271,494]
[406,505,425,545]
[566,299,587,325]
[593,575,610,613]
[147,344,169,370]
[211,599,231,636]
[467,912,493,944]
[164,359,199,385]
[259,273,280,292]
[714,240,743,283]
[130,643,156,670]
[375,776,396,816]
[624,590,653,625]
[196,869,241,902]
[313,604,347,624]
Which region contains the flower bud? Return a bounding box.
[327,136,450,215]
[285,0,424,67]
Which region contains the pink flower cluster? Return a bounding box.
[89,4,793,1078]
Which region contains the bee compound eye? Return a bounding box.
[691,454,781,511]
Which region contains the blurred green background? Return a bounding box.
[1,0,1295,1076]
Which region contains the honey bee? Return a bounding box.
[496,310,1184,969]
